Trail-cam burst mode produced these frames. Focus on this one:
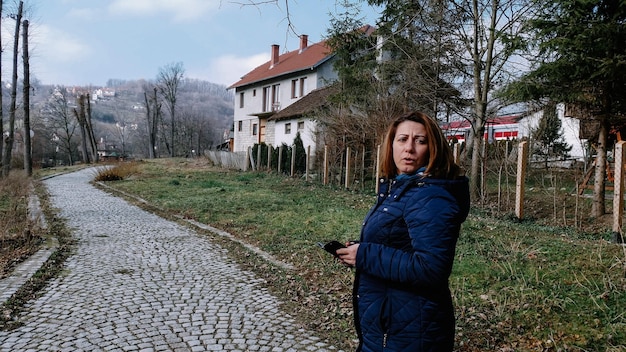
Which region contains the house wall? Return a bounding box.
[265,120,276,148]
[314,60,338,87]
[517,104,587,161]
[233,72,322,152]
[233,118,259,152]
[273,119,317,151]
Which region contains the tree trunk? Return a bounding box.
[592,116,608,217]
[22,19,31,176]
[144,91,155,159]
[469,126,484,200]
[74,99,90,164]
[466,0,497,201]
[0,0,4,171]
[154,99,161,158]
[2,0,22,177]
[145,87,160,159]
[85,95,99,162]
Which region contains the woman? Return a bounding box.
[337,111,470,351]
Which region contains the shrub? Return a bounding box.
[93,162,139,182]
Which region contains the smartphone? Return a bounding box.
[317,240,346,257]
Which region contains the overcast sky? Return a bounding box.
[1,0,380,88]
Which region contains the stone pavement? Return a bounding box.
[0,168,340,352]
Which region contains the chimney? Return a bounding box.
[299,34,308,53]
[270,44,279,68]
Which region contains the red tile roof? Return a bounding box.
[228,25,376,90]
[269,85,339,121]
[228,40,332,90]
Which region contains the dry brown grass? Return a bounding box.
[0,171,42,279]
[92,161,140,181]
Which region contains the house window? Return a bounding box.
[239,92,244,108]
[263,86,271,112]
[285,123,291,134]
[237,121,242,132]
[252,123,258,136]
[297,121,304,130]
[299,77,307,97]
[263,84,281,112]
[291,79,298,98]
[272,84,280,111]
[253,89,256,97]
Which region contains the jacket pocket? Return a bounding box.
[379,296,391,348]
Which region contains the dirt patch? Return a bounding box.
[0,237,42,280]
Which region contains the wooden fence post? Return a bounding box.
[256,145,261,170]
[375,144,381,195]
[515,141,528,219]
[244,147,251,171]
[267,145,272,170]
[291,145,296,177]
[323,145,329,185]
[612,141,625,243]
[345,147,351,189]
[361,145,366,188]
[278,145,283,174]
[306,146,310,182]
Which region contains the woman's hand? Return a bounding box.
[336,243,359,266]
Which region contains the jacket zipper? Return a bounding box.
[383,333,388,348]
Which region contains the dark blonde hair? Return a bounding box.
[380,111,460,179]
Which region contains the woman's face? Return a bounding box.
[393,121,429,175]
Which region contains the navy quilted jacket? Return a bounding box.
[354,173,470,351]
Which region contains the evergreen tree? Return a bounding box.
[367,0,461,116]
[502,0,626,217]
[532,102,571,168]
[293,132,306,173]
[325,0,378,109]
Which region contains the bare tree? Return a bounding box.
[43,88,79,165]
[2,0,22,177]
[143,85,161,158]
[177,107,213,157]
[0,0,4,170]
[85,95,98,162]
[73,94,98,164]
[157,62,184,157]
[73,95,90,164]
[22,18,31,176]
[114,122,127,157]
[449,0,532,200]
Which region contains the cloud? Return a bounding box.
[108,0,220,21]
[65,7,99,20]
[21,24,93,85]
[200,53,269,87]
[31,24,91,64]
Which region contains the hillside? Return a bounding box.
[25,78,234,163]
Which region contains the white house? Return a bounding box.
[228,35,338,155]
[516,104,588,161]
[228,26,377,157]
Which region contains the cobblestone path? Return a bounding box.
[0,168,338,352]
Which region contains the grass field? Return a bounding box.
[98,158,625,351]
[3,158,625,351]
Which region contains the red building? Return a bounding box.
[441,115,520,143]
